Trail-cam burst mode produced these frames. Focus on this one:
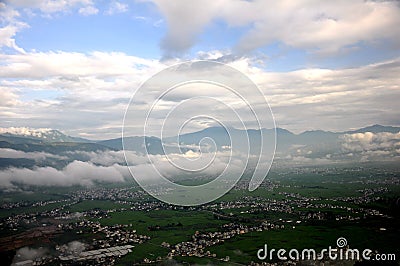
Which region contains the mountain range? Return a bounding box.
[0,124,399,169]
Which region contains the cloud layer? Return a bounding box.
[0,1,399,145]
[0,160,126,191]
[1,128,400,191]
[0,50,399,137]
[0,148,65,161]
[341,131,400,161]
[151,0,400,56]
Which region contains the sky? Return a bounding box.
[1,0,400,139]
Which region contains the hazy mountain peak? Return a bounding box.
[345,124,400,134]
[0,127,90,143]
[300,129,335,135]
[0,127,53,137]
[274,128,294,135]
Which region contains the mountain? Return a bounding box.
[0,124,398,169]
[1,124,398,156]
[98,136,164,155]
[167,126,236,147]
[0,127,91,144]
[161,124,399,160]
[344,124,400,134]
[0,134,44,145]
[0,141,111,154]
[295,130,339,148]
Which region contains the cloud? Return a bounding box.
[0,88,19,107]
[5,0,96,14]
[125,150,249,185]
[151,0,220,58]
[0,2,26,53]
[150,0,400,57]
[12,247,49,265]
[342,131,400,152]
[0,51,164,138]
[105,1,128,15]
[0,49,399,137]
[61,240,87,255]
[68,150,128,166]
[0,145,251,191]
[243,58,400,133]
[2,129,399,191]
[0,2,20,22]
[282,155,332,165]
[0,148,66,161]
[0,127,52,136]
[0,51,160,79]
[341,131,400,161]
[0,23,27,54]
[0,160,126,191]
[78,5,98,16]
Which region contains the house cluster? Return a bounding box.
[58,244,134,265]
[167,221,284,259]
[61,220,150,248]
[71,186,147,203]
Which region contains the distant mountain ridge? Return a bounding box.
[0,127,90,144]
[0,125,399,169]
[343,124,400,134]
[1,124,399,150]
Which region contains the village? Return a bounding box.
[1,172,397,265]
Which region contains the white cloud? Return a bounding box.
[105,1,128,15]
[342,131,400,152]
[125,150,247,185]
[0,2,26,53]
[150,0,400,56]
[0,50,165,138]
[61,241,87,255]
[341,131,400,161]
[282,154,332,165]
[240,57,400,133]
[78,5,98,16]
[12,247,49,265]
[0,49,399,137]
[0,88,19,107]
[5,0,95,14]
[0,23,27,53]
[0,1,398,137]
[0,148,66,161]
[68,150,128,166]
[0,51,160,78]
[0,160,126,190]
[0,127,52,136]
[0,146,249,190]
[0,2,20,22]
[1,129,399,191]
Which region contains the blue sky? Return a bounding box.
[0,0,400,138]
[13,1,164,57]
[8,0,399,69]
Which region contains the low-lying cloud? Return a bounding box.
[341,132,400,161]
[0,148,66,161]
[0,160,126,191]
[342,132,400,152]
[12,246,49,265]
[1,132,400,191]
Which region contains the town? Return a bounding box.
[1,165,399,265]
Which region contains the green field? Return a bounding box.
[1,164,399,265]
